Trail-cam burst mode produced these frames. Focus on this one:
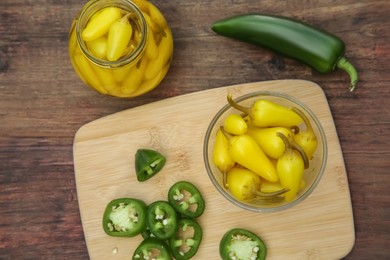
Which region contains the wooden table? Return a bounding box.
[1,0,389,259]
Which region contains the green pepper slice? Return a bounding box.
[170,218,203,260]
[219,228,267,260]
[102,198,147,237]
[168,181,205,218]
[135,149,166,182]
[132,237,172,260]
[146,201,178,240]
[141,226,154,239]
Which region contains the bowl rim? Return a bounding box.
[203,90,328,213]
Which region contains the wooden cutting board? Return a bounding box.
[73,80,355,260]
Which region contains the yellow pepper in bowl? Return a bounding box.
[222,127,278,183]
[227,94,303,127]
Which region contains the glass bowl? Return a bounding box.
[203,91,327,213]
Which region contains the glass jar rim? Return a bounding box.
[75,0,147,68]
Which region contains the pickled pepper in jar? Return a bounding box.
[68,0,174,97]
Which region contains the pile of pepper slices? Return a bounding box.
[103,180,205,259]
[103,149,205,259]
[103,148,268,260]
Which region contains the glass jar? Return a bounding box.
[68,0,173,97]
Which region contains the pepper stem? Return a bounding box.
[291,141,310,169]
[223,172,228,189]
[219,126,232,140]
[290,125,300,134]
[336,57,358,92]
[291,107,313,133]
[277,132,309,169]
[253,187,289,197]
[227,94,250,114]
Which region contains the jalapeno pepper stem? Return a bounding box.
[277,132,309,169]
[227,94,250,115]
[336,57,358,92]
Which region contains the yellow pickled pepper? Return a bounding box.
[148,1,167,29]
[276,132,305,201]
[133,63,167,96]
[143,13,159,35]
[292,107,318,160]
[106,14,133,61]
[73,49,104,93]
[227,94,303,127]
[82,7,123,42]
[227,167,261,201]
[212,129,235,174]
[225,128,278,182]
[145,27,159,60]
[91,65,116,92]
[223,114,247,135]
[86,36,108,59]
[144,29,173,80]
[131,0,149,13]
[246,126,293,159]
[120,56,149,94]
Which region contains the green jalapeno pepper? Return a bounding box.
[169,218,203,260]
[219,228,267,260]
[102,198,147,237]
[146,200,178,240]
[135,149,166,182]
[168,181,205,218]
[211,14,358,91]
[132,237,172,260]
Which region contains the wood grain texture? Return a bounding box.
[1,0,389,259]
[73,80,354,259]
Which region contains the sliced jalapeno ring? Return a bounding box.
[102,198,147,237]
[169,218,203,260]
[219,228,267,260]
[132,237,172,260]
[146,200,178,240]
[168,181,205,218]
